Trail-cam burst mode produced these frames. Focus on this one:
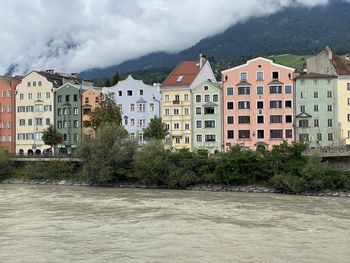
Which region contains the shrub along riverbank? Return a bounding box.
[1,123,350,195]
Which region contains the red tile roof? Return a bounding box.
[331,55,350,75]
[296,72,337,79]
[162,61,201,87]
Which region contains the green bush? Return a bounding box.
[0,148,13,179]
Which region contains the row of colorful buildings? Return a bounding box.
[1,47,350,155]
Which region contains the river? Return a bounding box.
[0,185,349,263]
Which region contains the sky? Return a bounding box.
[0,0,346,75]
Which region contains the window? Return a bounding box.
[35,104,43,112]
[285,85,292,94]
[19,119,25,126]
[57,109,62,116]
[196,95,201,103]
[118,91,122,96]
[347,98,350,106]
[64,95,69,102]
[205,135,216,142]
[38,81,42,86]
[204,85,209,91]
[270,129,283,139]
[238,130,250,139]
[285,101,292,108]
[46,92,51,99]
[7,105,11,112]
[173,108,179,115]
[165,108,170,115]
[138,133,144,141]
[44,105,52,112]
[314,91,319,98]
[328,133,333,141]
[57,95,62,102]
[240,72,247,81]
[314,105,319,112]
[314,80,319,85]
[227,116,234,124]
[58,121,62,129]
[348,114,350,122]
[174,123,179,129]
[19,94,24,100]
[33,81,36,87]
[317,133,322,141]
[300,92,306,99]
[257,101,264,109]
[46,118,50,125]
[270,115,282,123]
[74,134,79,142]
[257,116,264,124]
[74,120,79,128]
[185,137,190,144]
[72,107,78,116]
[17,106,25,112]
[314,119,319,127]
[184,94,189,101]
[165,124,170,130]
[327,105,333,112]
[85,97,89,104]
[227,87,234,95]
[257,130,264,139]
[185,123,190,130]
[270,86,282,94]
[257,86,264,94]
[175,137,180,144]
[256,72,264,80]
[213,94,218,102]
[28,93,32,99]
[285,115,292,123]
[204,107,215,114]
[327,91,332,98]
[176,75,184,82]
[184,108,189,115]
[299,134,309,142]
[238,101,250,109]
[196,135,202,142]
[27,82,31,87]
[138,103,145,112]
[238,116,250,124]
[130,103,135,112]
[137,119,145,127]
[270,100,282,108]
[165,95,169,101]
[37,93,41,99]
[150,103,155,112]
[196,121,202,128]
[1,91,5,98]
[130,119,135,126]
[272,71,279,79]
[347,83,350,91]
[205,95,210,102]
[300,105,306,112]
[299,119,309,127]
[35,118,43,126]
[328,119,332,127]
[83,108,91,115]
[196,107,201,115]
[285,129,293,139]
[175,95,180,101]
[127,90,132,96]
[204,120,215,128]
[227,102,234,110]
[227,130,234,139]
[139,89,144,96]
[238,86,250,95]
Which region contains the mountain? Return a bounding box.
[80,1,350,80]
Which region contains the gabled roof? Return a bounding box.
[331,55,350,75]
[296,112,312,118]
[136,97,147,104]
[203,102,218,107]
[236,80,252,86]
[296,72,337,79]
[268,80,284,85]
[162,61,202,87]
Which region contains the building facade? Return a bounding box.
[0,76,21,154]
[295,73,340,147]
[192,80,222,153]
[161,55,216,151]
[307,47,350,145]
[222,57,295,150]
[82,88,102,137]
[55,83,83,154]
[103,75,161,144]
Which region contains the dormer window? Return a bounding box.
[176,75,184,82]
[272,71,279,79]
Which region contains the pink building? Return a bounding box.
[222,57,295,150]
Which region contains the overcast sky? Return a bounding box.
[0,0,346,74]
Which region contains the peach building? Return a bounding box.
[82,88,102,137]
[0,76,21,154]
[222,57,295,150]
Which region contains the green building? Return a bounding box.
[192,80,222,153]
[295,73,341,148]
[55,83,83,154]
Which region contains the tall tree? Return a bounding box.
[89,93,122,130]
[143,116,168,141]
[42,125,63,154]
[110,72,120,86]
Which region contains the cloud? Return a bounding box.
[0,0,344,74]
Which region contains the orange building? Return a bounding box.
[0,76,21,154]
[82,88,102,137]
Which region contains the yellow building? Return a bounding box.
[337,78,350,144]
[160,55,216,150]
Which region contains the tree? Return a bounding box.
[110,72,120,86]
[42,125,63,154]
[0,148,12,179]
[143,116,168,141]
[89,93,122,130]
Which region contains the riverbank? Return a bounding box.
[2,178,350,198]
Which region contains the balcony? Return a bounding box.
[173,100,180,105]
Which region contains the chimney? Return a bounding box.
[199,54,207,69]
[46,69,54,74]
[345,54,350,61]
[71,73,78,78]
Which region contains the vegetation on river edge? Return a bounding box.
[1,125,350,194]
